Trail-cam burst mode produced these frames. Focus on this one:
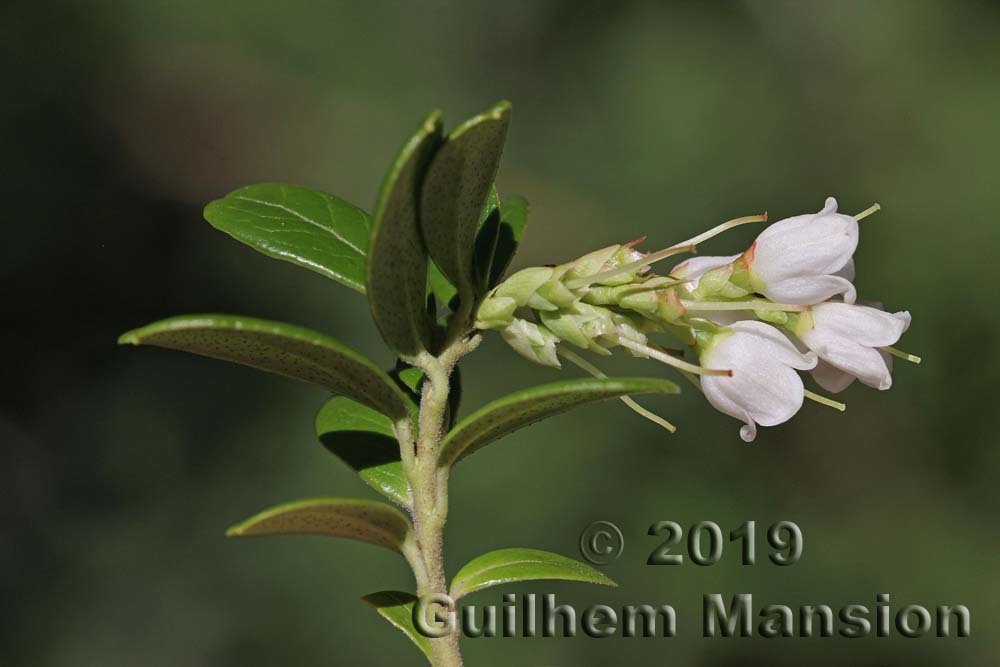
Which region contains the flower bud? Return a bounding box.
[474,296,517,330]
[562,245,620,283]
[618,287,686,324]
[493,267,555,308]
[500,318,561,368]
[539,303,615,355]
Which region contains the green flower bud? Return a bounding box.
[619,287,686,324]
[539,304,613,355]
[494,267,555,308]
[691,264,734,298]
[581,275,680,307]
[602,311,649,352]
[562,245,620,282]
[474,296,517,330]
[617,289,659,316]
[500,318,561,368]
[534,276,579,309]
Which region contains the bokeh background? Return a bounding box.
[3,1,999,665]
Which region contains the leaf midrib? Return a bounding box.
[233,190,366,257]
[453,557,586,596]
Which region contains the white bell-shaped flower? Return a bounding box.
[747,197,858,305]
[799,302,910,391]
[700,321,818,442]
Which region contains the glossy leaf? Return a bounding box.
[361,591,432,660]
[438,377,679,468]
[119,315,411,421]
[226,498,413,556]
[368,111,443,358]
[204,183,371,293]
[420,101,511,298]
[316,397,410,507]
[476,194,529,288]
[451,548,616,599]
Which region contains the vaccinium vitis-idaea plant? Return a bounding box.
[119,102,918,665]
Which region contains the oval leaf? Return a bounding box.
[227,498,412,556]
[316,397,411,507]
[368,111,443,358]
[119,314,411,421]
[437,377,679,468]
[476,194,529,288]
[204,183,371,293]
[451,548,616,600]
[361,591,432,660]
[420,101,511,297]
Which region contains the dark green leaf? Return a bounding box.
[119,314,411,421]
[226,498,413,556]
[420,101,511,298]
[204,183,371,293]
[476,194,529,288]
[438,377,679,468]
[428,187,499,310]
[367,111,443,358]
[361,591,432,660]
[451,548,616,599]
[316,397,411,507]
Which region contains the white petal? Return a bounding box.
[834,258,855,282]
[700,376,758,442]
[811,302,909,347]
[802,332,893,390]
[753,198,859,285]
[763,275,857,305]
[701,323,813,440]
[810,360,856,393]
[728,321,819,370]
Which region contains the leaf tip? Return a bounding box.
[225,521,250,537]
[490,99,512,117]
[117,330,140,346]
[423,109,444,133]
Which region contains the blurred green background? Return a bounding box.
[3,0,998,665]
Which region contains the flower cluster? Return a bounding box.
[474,197,919,441]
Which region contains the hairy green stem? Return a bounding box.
[403,334,480,667]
